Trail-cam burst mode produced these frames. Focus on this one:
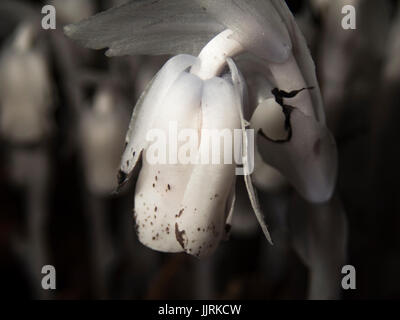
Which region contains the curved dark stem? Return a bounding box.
[258,103,294,144]
[259,86,314,143]
[271,86,314,105]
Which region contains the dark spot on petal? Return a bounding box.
[175,223,187,250]
[167,184,171,190]
[176,208,184,218]
[117,170,127,186]
[154,206,157,212]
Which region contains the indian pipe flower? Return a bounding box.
[0,22,54,145]
[65,0,338,257]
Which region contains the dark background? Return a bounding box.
[0,0,399,299]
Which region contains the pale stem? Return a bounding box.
[190,29,244,80]
[191,30,316,120]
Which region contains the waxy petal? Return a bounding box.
[252,102,337,203]
[271,0,325,122]
[118,54,197,187]
[135,74,241,258]
[133,71,204,253]
[177,77,241,257]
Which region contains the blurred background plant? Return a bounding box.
[0,0,399,299]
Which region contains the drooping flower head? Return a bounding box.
[65,0,338,257]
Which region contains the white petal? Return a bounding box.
[254,104,338,203]
[118,54,197,187]
[271,0,325,122]
[134,71,204,253]
[177,77,241,258]
[253,98,288,141]
[268,53,315,119]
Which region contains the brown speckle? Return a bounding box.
[117,170,127,186]
[176,208,184,218]
[154,206,157,212]
[175,223,187,249]
[167,184,171,190]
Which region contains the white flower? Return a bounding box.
[0,22,53,144]
[79,87,129,195]
[121,54,241,257]
[113,32,271,257]
[65,0,338,257]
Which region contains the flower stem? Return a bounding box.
[190,29,244,80]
